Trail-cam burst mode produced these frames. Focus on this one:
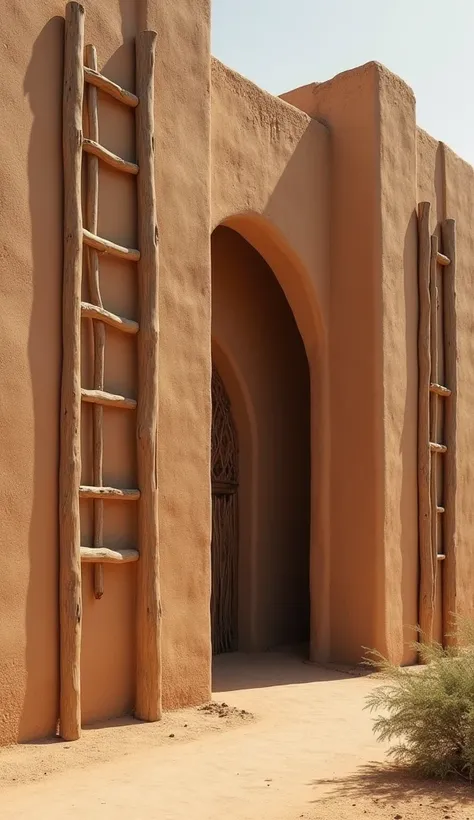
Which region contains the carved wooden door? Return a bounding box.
[211,367,239,654]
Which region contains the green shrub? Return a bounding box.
[365,624,474,780]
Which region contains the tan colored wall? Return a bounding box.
[0,0,211,744]
[5,0,474,748]
[283,63,419,665]
[144,0,212,712]
[212,226,310,650]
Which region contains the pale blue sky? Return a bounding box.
[212,0,474,166]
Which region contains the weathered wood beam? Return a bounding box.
[60,0,85,741]
[135,30,162,723]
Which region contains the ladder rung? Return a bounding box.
[437,505,445,514]
[81,302,139,335]
[437,554,446,561]
[430,383,451,397]
[79,486,140,501]
[429,441,447,454]
[83,228,140,262]
[83,138,139,175]
[80,546,139,564]
[84,66,139,108]
[81,388,137,410]
[436,251,451,267]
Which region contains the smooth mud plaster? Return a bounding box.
[1,0,474,746]
[282,63,419,665]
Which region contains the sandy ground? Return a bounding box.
[0,649,472,818]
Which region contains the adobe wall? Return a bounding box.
[212,226,310,650]
[282,63,419,665]
[211,59,332,661]
[3,0,474,750]
[0,0,211,744]
[284,64,474,663]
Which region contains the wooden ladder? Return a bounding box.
[417,202,457,648]
[60,1,161,740]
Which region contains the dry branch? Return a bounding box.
[83,228,140,262]
[83,138,138,175]
[84,65,139,107]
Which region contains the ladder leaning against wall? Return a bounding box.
[417,201,457,649]
[60,1,161,740]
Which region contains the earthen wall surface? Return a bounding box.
[2,0,474,747]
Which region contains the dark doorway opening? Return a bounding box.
[211,225,310,656]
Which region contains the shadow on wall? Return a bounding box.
[21,16,65,740]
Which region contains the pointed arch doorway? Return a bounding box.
[211,366,239,654]
[211,223,312,658]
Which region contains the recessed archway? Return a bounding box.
[211,223,312,656]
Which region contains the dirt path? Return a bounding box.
[0,650,472,819]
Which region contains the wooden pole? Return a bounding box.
[135,30,162,721]
[417,203,434,644]
[441,219,457,643]
[85,44,106,600]
[60,0,85,741]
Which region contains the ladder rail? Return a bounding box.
[83,228,140,262]
[60,0,85,742]
[135,29,162,723]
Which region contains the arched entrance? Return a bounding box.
[211,224,311,654]
[211,367,239,654]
